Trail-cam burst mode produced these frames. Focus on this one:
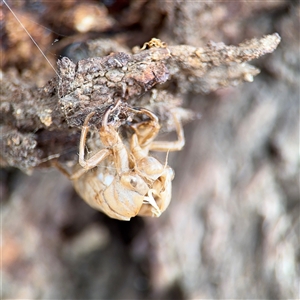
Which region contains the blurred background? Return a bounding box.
[1,0,299,299]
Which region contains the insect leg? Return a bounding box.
[149,112,185,152]
[71,112,112,180]
[128,107,161,148]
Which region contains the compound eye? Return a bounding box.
[129,177,137,187]
[121,173,148,194]
[121,174,138,188]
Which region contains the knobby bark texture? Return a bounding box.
[1,1,299,299]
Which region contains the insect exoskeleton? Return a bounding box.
[70,103,185,221]
[141,38,167,50]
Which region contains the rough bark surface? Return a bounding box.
[1,1,299,299]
